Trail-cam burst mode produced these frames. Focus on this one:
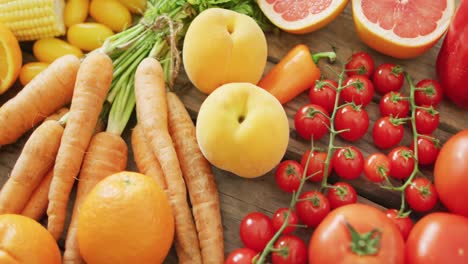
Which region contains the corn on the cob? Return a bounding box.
[0,0,66,41]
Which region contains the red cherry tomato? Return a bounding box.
[388,146,415,180]
[272,208,299,235]
[345,51,375,78]
[385,209,414,240]
[272,235,308,264]
[364,153,391,183]
[275,160,304,193]
[225,248,258,264]
[295,191,330,227]
[240,212,275,252]
[405,178,438,212]
[379,92,410,117]
[334,104,369,142]
[415,106,440,134]
[341,75,375,106]
[327,182,358,209]
[414,79,443,106]
[309,80,337,114]
[372,116,404,149]
[332,146,364,180]
[410,136,440,166]
[372,63,404,94]
[294,104,330,141]
[300,150,332,183]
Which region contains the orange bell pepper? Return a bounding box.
[258,44,335,104]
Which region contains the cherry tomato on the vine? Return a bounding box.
[405,178,438,212]
[239,212,275,252]
[415,79,443,106]
[327,182,357,209]
[272,235,308,264]
[275,160,304,193]
[415,106,440,134]
[309,80,337,114]
[295,191,330,227]
[294,104,330,141]
[345,51,375,78]
[225,248,258,264]
[385,209,414,240]
[364,153,391,183]
[332,146,364,180]
[410,136,440,166]
[372,63,404,94]
[341,75,375,106]
[300,150,332,183]
[372,116,405,149]
[388,146,415,180]
[334,104,369,142]
[272,208,299,235]
[379,92,410,117]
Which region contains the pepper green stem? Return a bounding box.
[312,51,337,64]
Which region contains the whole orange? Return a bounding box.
[0,214,61,264]
[77,171,174,264]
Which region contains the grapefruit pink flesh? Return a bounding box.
[362,0,447,38]
[267,0,333,21]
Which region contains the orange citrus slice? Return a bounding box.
[352,0,455,59]
[258,0,349,34]
[0,23,22,94]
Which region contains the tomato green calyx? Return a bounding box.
[304,108,330,120]
[316,80,338,91]
[417,105,439,116]
[391,65,404,76]
[272,245,290,257]
[415,183,433,198]
[390,116,409,126]
[311,51,337,65]
[416,85,436,96]
[345,221,382,256]
[390,92,407,103]
[355,66,368,75]
[344,147,356,159]
[286,165,298,178]
[396,210,412,218]
[377,165,388,179]
[399,149,413,161]
[352,80,365,91]
[336,186,349,200]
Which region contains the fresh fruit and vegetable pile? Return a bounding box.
[0,0,467,264]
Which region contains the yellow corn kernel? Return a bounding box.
[0,0,66,41]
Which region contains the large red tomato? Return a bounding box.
[434,130,468,217]
[406,213,468,264]
[308,203,404,264]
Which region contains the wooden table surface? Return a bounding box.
[0,1,465,263]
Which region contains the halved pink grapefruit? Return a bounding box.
[352,0,455,59]
[257,0,349,34]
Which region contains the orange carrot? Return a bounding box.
[63,131,128,264]
[257,44,335,104]
[20,169,54,220]
[167,92,224,263]
[47,52,114,240]
[134,57,202,264]
[45,107,70,122]
[20,108,69,220]
[0,55,80,146]
[0,120,64,214]
[131,125,167,190]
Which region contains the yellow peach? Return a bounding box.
[183,8,268,94]
[196,82,289,178]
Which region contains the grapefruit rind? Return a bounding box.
[258,0,349,34]
[352,0,455,59]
